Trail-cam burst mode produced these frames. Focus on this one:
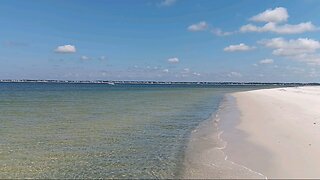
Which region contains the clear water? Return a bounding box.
[0,83,264,178]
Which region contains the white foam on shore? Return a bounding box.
[224,154,267,179]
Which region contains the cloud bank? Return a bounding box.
[260,37,320,65]
[240,21,317,34]
[240,7,317,34]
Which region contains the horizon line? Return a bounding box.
[0,79,319,84]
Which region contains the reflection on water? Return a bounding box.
[0,83,256,178]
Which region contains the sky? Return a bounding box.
[1,0,320,82]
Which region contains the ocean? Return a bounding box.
[0,83,270,178]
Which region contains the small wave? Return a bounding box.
[215,128,267,179]
[224,154,267,179]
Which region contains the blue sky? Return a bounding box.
[1,0,320,82]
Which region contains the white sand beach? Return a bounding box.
[226,86,320,178]
[184,86,320,179]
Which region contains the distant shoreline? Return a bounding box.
[0,80,319,86]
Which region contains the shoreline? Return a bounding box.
[183,86,320,178]
[182,95,265,179]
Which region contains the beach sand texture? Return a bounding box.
[228,86,320,178]
[184,86,320,179]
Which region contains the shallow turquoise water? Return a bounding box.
[0,83,264,178]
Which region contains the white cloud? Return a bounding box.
[224,43,255,52]
[54,45,76,53]
[249,7,288,23]
[159,0,176,7]
[163,69,169,73]
[80,55,90,60]
[259,58,274,64]
[240,22,317,34]
[192,72,201,76]
[211,28,233,36]
[240,7,318,34]
[213,7,318,37]
[167,57,179,63]
[260,37,320,65]
[260,38,320,56]
[188,21,208,32]
[228,71,242,78]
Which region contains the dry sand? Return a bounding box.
[228,86,320,178]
